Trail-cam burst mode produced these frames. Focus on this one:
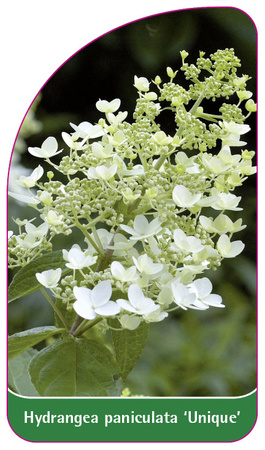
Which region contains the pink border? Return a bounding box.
[6,4,258,445]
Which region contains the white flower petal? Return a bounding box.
[172,185,201,207]
[66,248,85,267]
[73,300,96,320]
[133,215,148,234]
[91,280,112,307]
[119,224,138,236]
[110,261,124,279]
[171,281,197,310]
[42,136,58,152]
[116,299,137,313]
[217,234,230,256]
[127,284,159,314]
[227,240,245,258]
[28,137,62,158]
[95,301,120,316]
[127,284,145,308]
[191,278,212,299]
[124,266,138,281]
[199,216,214,232]
[191,299,209,310]
[203,294,225,308]
[8,191,40,205]
[139,303,160,315]
[73,286,92,304]
[36,268,62,288]
[147,217,162,234]
[87,167,98,179]
[73,286,96,320]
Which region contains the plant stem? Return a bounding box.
[73,317,103,337]
[69,315,84,336]
[40,287,70,329]
[91,225,104,254]
[70,201,105,257]
[154,91,205,171]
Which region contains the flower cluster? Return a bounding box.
[9,49,256,332]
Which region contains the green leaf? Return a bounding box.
[8,326,65,360]
[110,319,149,382]
[54,296,77,330]
[8,250,70,303]
[29,337,122,397]
[8,348,39,396]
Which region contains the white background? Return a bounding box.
[1,1,263,449]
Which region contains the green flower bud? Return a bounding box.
[166,67,177,79]
[154,75,162,85]
[180,50,189,62]
[245,99,257,112]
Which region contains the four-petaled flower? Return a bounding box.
[188,278,225,309]
[91,142,113,159]
[199,214,246,235]
[87,164,117,181]
[171,277,225,310]
[110,261,138,282]
[171,279,197,310]
[212,192,243,211]
[44,210,64,226]
[73,281,120,320]
[172,185,202,208]
[16,222,49,249]
[173,229,204,254]
[70,121,104,140]
[152,131,173,146]
[199,189,242,211]
[25,221,49,239]
[28,137,63,158]
[217,234,245,258]
[117,284,159,315]
[132,254,163,275]
[120,215,162,241]
[220,121,250,147]
[134,76,150,92]
[36,268,62,289]
[61,131,88,152]
[63,245,97,270]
